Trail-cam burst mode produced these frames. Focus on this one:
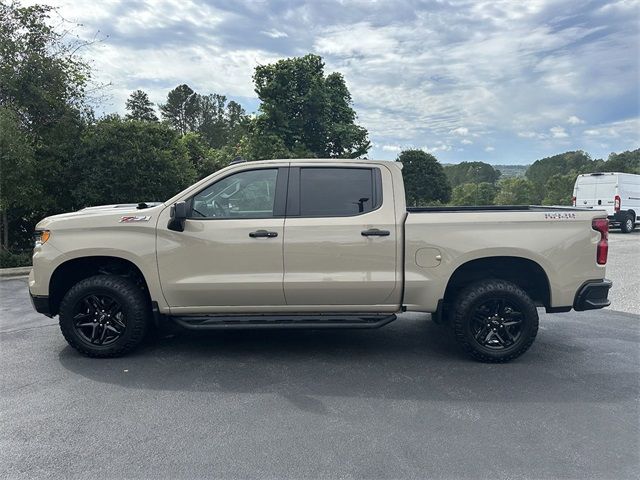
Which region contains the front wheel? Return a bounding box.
[452,280,539,363]
[59,275,150,357]
[620,213,635,233]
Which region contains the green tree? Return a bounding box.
[225,100,249,146]
[125,90,158,121]
[525,151,601,203]
[542,173,576,206]
[0,2,91,249]
[603,149,640,174]
[444,161,501,187]
[159,84,199,135]
[323,72,370,157]
[398,150,451,206]
[70,117,196,206]
[178,132,211,178]
[251,54,370,159]
[494,178,535,205]
[197,94,249,149]
[0,108,36,249]
[196,93,227,147]
[451,182,497,206]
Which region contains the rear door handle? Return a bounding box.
[249,230,278,238]
[361,228,390,237]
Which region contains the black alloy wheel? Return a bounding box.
[470,298,523,350]
[451,279,539,363]
[72,294,127,346]
[59,275,150,357]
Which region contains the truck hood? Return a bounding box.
[35,203,165,229]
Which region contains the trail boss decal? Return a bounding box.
[119,215,151,223]
[544,212,577,220]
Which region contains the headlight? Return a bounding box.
[34,230,50,246]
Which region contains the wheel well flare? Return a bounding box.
[49,256,149,316]
[444,256,551,307]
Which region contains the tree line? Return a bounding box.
[435,150,638,207]
[1,3,638,266]
[0,3,370,260]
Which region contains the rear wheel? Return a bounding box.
[452,280,538,363]
[59,275,150,357]
[620,213,635,233]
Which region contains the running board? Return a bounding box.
[171,313,397,330]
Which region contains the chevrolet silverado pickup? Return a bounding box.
[29,159,612,362]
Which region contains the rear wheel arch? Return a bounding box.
[49,256,151,316]
[442,256,551,309]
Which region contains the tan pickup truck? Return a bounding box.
[29,159,612,362]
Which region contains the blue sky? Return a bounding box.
[34,0,639,164]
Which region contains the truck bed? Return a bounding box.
[401,204,607,312]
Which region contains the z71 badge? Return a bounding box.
[119,215,151,223]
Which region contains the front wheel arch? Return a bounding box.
[49,256,151,316]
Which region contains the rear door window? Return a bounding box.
[298,167,379,217]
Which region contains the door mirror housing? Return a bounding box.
[168,201,187,232]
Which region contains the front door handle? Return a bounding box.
[249,230,278,238]
[361,228,391,237]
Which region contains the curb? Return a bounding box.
[0,266,31,278]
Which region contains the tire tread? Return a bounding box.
[59,275,149,358]
[452,279,538,363]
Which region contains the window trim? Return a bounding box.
[186,166,288,220]
[286,166,383,218]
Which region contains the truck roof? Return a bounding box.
[231,158,403,169]
[577,172,639,178]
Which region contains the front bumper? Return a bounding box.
[30,292,53,317]
[573,279,612,311]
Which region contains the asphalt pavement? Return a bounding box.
[1,231,638,479]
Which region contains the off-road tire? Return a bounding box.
[59,275,150,358]
[620,213,635,233]
[452,279,538,363]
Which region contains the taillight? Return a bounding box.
[572,196,576,206]
[614,195,621,212]
[592,218,608,265]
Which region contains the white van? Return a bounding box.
[573,172,640,233]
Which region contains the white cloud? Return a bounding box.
[550,126,569,138]
[261,29,288,39]
[451,127,469,136]
[517,131,538,138]
[21,0,639,163]
[381,144,402,152]
[581,118,640,144]
[567,115,585,125]
[422,143,452,153]
[485,146,495,152]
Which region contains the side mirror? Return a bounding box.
[168,201,187,232]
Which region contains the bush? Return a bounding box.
[70,117,197,207]
[0,250,32,268]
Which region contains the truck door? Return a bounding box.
[282,165,399,308]
[156,166,288,311]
